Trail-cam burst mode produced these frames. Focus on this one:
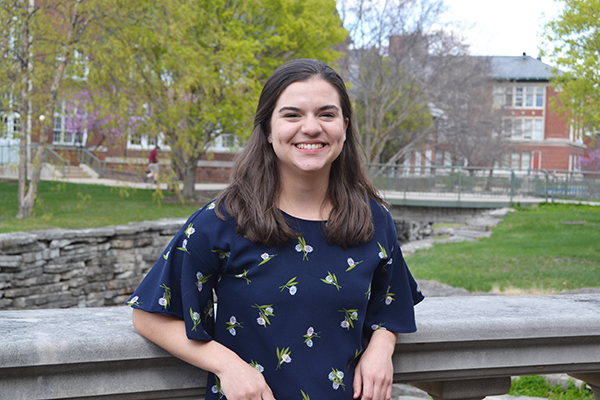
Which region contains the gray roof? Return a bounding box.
[486,55,562,82]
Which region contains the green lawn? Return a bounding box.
[406,202,600,293]
[0,180,208,233]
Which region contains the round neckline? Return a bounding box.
[280,209,327,223]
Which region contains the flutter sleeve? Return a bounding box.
[364,204,424,337]
[125,206,220,341]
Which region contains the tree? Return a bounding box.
[0,0,98,218]
[337,0,475,166]
[543,0,600,137]
[88,0,348,201]
[431,56,511,170]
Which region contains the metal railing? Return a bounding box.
[76,147,106,176]
[0,144,70,177]
[367,164,600,203]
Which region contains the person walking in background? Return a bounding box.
[146,145,160,183]
[126,59,423,400]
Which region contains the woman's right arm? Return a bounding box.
[132,309,276,400]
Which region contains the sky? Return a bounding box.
[442,0,564,61]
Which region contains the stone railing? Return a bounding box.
[0,219,185,310]
[1,295,599,400]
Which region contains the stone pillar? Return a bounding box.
[569,373,600,400]
[410,377,511,400]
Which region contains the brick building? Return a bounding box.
[489,54,586,172]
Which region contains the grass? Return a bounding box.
[509,375,594,400]
[0,180,207,233]
[406,202,600,293]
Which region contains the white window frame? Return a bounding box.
[505,117,545,141]
[495,85,545,109]
[126,132,169,150]
[1,112,20,141]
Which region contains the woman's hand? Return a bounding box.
[132,309,276,399]
[216,358,276,400]
[353,329,398,400]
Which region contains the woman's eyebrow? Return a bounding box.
[277,105,340,113]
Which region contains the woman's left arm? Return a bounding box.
[353,329,399,400]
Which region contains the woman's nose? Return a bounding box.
[302,115,322,135]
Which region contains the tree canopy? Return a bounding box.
[543,0,600,136]
[84,0,348,200]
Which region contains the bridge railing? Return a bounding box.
[367,164,600,203]
[1,295,599,400]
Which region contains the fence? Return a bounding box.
[0,144,70,177]
[367,164,600,203]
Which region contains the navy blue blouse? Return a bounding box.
[127,199,423,399]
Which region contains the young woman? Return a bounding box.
[127,59,423,400]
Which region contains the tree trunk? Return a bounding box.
[16,0,34,219]
[16,0,88,219]
[171,144,201,202]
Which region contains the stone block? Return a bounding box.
[44,261,86,274]
[0,255,23,268]
[67,277,88,289]
[13,274,61,288]
[12,266,43,280]
[0,273,12,282]
[115,271,134,280]
[0,281,11,290]
[42,248,60,260]
[0,232,37,252]
[110,239,134,249]
[0,297,13,308]
[21,251,44,264]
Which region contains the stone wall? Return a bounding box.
[0,219,185,310]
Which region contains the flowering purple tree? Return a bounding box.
[579,147,600,172]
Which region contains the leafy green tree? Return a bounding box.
[89,0,347,201]
[543,0,600,136]
[0,0,99,218]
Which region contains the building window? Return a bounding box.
[206,133,240,153]
[505,118,544,140]
[126,133,166,150]
[495,85,545,109]
[1,113,20,139]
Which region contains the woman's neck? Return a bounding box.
[277,171,331,221]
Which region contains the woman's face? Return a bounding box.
[269,77,348,181]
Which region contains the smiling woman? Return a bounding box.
[127,59,423,400]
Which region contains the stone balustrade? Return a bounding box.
[1,295,599,400]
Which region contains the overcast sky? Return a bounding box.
[442,0,564,62]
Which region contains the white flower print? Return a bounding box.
[328,368,345,391]
[211,385,218,394]
[258,252,277,266]
[207,201,216,210]
[212,249,231,259]
[279,276,299,295]
[303,326,320,347]
[126,296,141,307]
[158,297,167,307]
[189,307,202,332]
[226,315,243,336]
[195,272,213,293]
[184,223,195,238]
[377,242,387,259]
[250,360,264,372]
[253,304,274,327]
[257,317,266,326]
[295,237,313,261]
[276,347,292,370]
[177,239,190,254]
[321,272,342,290]
[381,286,395,305]
[339,308,358,330]
[346,257,363,272]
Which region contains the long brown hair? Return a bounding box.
[215,59,383,248]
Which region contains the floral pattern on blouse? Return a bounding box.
[125,199,423,399]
